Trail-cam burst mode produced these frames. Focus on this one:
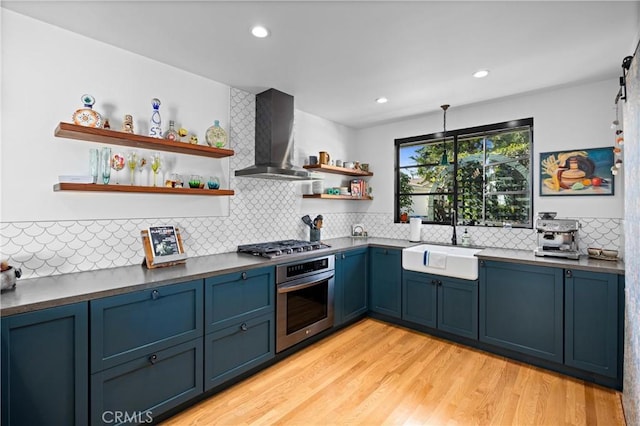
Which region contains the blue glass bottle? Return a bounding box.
[149,98,162,138]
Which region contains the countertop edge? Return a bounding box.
[476,248,625,275]
[0,237,416,317]
[1,239,624,317]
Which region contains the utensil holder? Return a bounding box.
[310,228,321,242]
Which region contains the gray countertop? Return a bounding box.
[1,237,624,317]
[476,247,625,275]
[0,237,415,317]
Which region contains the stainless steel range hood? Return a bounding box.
[235,88,310,180]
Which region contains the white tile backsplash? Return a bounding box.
[0,88,625,278]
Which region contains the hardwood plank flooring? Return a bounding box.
[161,319,625,426]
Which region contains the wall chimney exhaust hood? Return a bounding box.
[235,88,310,180]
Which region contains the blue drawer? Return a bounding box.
[90,280,203,372]
[91,338,203,425]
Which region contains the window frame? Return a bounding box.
[394,117,534,228]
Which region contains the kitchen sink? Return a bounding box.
[402,244,482,280]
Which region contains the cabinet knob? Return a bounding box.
[151,290,160,300]
[437,280,442,286]
[566,270,572,278]
[241,272,247,280]
[148,354,158,364]
[430,279,436,285]
[342,253,346,259]
[240,323,248,332]
[479,260,485,267]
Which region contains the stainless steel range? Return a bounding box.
[275,255,335,352]
[237,240,330,259]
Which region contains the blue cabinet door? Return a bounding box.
[402,271,477,339]
[205,266,274,333]
[1,303,88,426]
[91,279,203,372]
[565,269,620,378]
[402,270,437,328]
[335,248,368,326]
[438,276,478,340]
[369,248,402,318]
[204,313,275,390]
[91,338,203,425]
[479,261,563,363]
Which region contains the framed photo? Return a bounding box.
[540,147,614,196]
[141,225,187,268]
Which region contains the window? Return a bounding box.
[395,118,533,228]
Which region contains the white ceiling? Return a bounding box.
[3,1,639,128]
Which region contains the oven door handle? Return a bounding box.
[277,271,335,294]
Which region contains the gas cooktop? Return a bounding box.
[237,240,331,259]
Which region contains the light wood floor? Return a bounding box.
[162,319,625,426]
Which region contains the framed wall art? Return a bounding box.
[540,147,614,196]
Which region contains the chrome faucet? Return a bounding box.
[451,209,458,245]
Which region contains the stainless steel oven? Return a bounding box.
[275,255,335,353]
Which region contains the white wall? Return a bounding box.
[0,11,367,277]
[355,79,624,219]
[1,10,231,221]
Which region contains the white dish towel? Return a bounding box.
[423,250,447,269]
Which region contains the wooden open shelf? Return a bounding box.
[303,164,373,177]
[303,194,372,200]
[55,122,234,158]
[54,183,234,196]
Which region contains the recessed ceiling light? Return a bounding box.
[251,26,269,38]
[473,69,489,78]
[376,97,388,104]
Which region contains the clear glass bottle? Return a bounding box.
[461,228,471,246]
[149,98,162,138]
[163,120,179,142]
[205,120,228,148]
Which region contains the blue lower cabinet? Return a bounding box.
[402,271,437,328]
[369,247,402,318]
[91,338,203,425]
[205,267,274,333]
[204,313,275,391]
[438,276,478,339]
[565,269,621,378]
[1,303,88,426]
[479,260,563,363]
[91,279,203,372]
[402,270,478,339]
[335,248,368,326]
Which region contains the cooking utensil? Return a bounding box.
[313,215,323,229]
[301,215,314,228]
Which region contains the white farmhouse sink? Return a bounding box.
[402,244,482,280]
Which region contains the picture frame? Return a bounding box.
[540,147,614,196]
[141,225,187,268]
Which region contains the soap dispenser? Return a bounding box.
[461,228,471,246]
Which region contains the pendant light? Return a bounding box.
[440,104,450,166]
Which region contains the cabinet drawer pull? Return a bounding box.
[479,260,485,267]
[148,354,158,364]
[241,272,247,280]
[240,323,248,332]
[342,253,346,259]
[437,280,442,286]
[566,270,573,278]
[151,290,160,300]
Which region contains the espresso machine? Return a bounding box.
[534,212,580,259]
